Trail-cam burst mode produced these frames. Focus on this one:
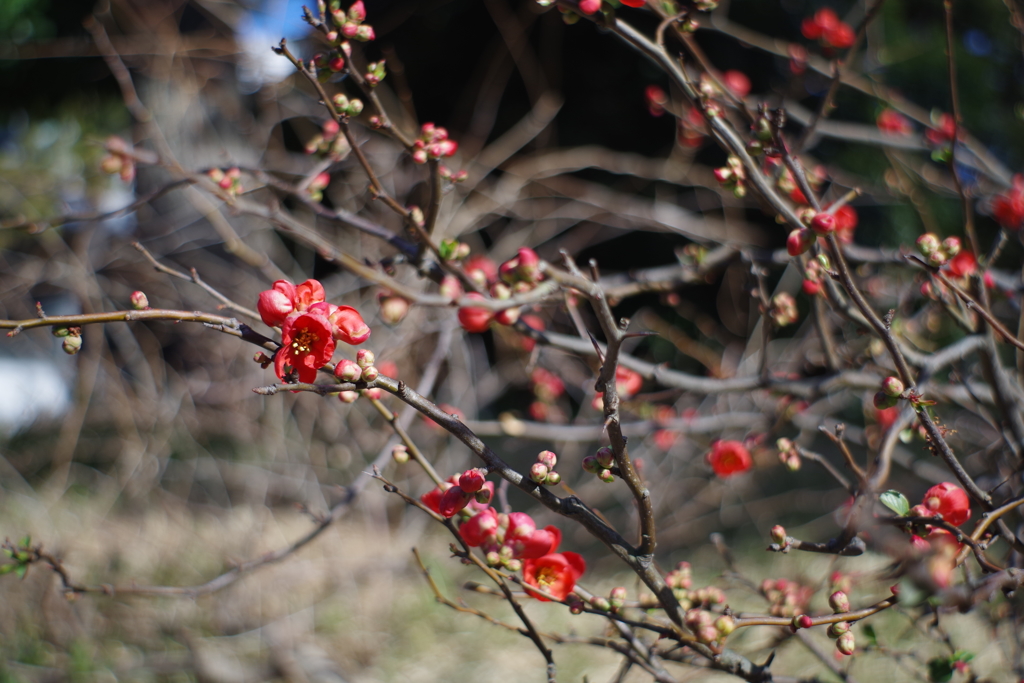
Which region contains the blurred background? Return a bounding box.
[2,0,1023,680]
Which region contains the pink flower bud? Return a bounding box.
[334,359,362,382]
[355,24,375,41]
[458,293,493,333]
[62,334,82,355]
[392,444,409,464]
[459,468,486,493]
[342,21,359,36]
[378,295,410,325]
[438,485,472,517]
[130,290,149,310]
[537,450,557,470]
[827,621,850,638]
[361,365,379,382]
[882,376,904,397]
[793,614,813,629]
[579,0,601,13]
[810,212,836,234]
[770,525,787,544]
[916,233,941,256]
[836,631,855,655]
[530,462,550,483]
[545,471,561,486]
[828,590,850,613]
[338,390,359,403]
[356,349,375,368]
[609,586,627,609]
[494,306,520,326]
[440,275,462,300]
[348,0,366,21]
[582,455,601,474]
[474,487,492,505]
[598,469,615,483]
[328,56,345,71]
[786,228,814,256]
[595,446,615,469]
[942,236,961,256]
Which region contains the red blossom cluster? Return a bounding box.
[421,469,585,601]
[256,279,370,383]
[801,8,855,51]
[706,440,753,478]
[411,123,458,164]
[457,248,544,333]
[328,0,374,43]
[207,167,242,196]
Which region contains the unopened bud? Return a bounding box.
[770,525,787,544]
[356,349,375,368]
[582,455,601,474]
[598,469,615,483]
[836,631,855,655]
[595,446,615,469]
[811,212,836,234]
[52,327,70,338]
[338,390,359,403]
[130,290,149,310]
[715,615,735,636]
[361,365,379,382]
[545,471,561,486]
[537,450,557,469]
[826,621,850,638]
[916,233,941,256]
[62,335,82,355]
[529,462,549,483]
[459,468,486,493]
[828,590,850,613]
[474,487,492,505]
[335,359,362,382]
[873,391,898,409]
[609,586,627,609]
[590,596,610,611]
[392,444,409,464]
[792,614,813,630]
[882,376,904,397]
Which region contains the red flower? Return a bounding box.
[507,519,561,560]
[992,176,1024,230]
[620,0,646,6]
[802,9,854,50]
[293,279,327,311]
[274,304,336,383]
[877,109,911,135]
[258,280,297,326]
[458,293,494,333]
[922,482,970,526]
[523,552,586,601]
[326,304,371,344]
[875,406,899,432]
[946,251,977,279]
[707,440,753,477]
[615,365,643,398]
[653,429,678,451]
[833,205,858,243]
[722,70,751,98]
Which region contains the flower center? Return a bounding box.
[291,328,319,355]
[536,567,558,589]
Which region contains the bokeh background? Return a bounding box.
[2,0,1024,680]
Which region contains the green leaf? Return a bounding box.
[438,239,458,261]
[14,565,27,580]
[19,535,30,547]
[862,623,877,647]
[928,657,953,683]
[880,490,910,516]
[0,564,13,575]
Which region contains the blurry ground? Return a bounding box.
[1,488,1015,683]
